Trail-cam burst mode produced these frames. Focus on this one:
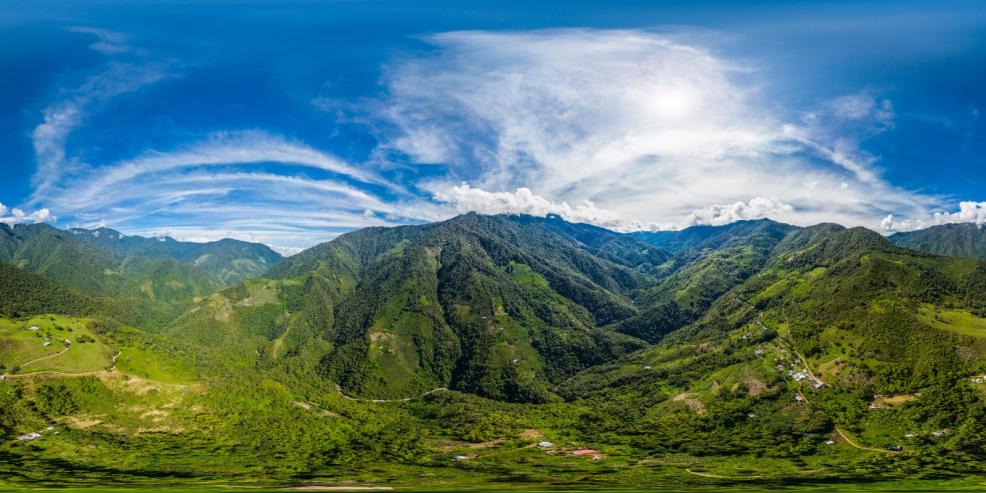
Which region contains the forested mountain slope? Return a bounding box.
[68,227,282,284]
[612,219,797,342]
[891,223,986,260]
[0,223,223,328]
[4,214,986,488]
[175,213,660,402]
[562,226,986,468]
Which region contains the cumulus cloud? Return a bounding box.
[934,201,986,227]
[880,202,986,233]
[0,203,54,225]
[432,183,633,230]
[879,214,928,233]
[682,197,794,227]
[363,29,931,232]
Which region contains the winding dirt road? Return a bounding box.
[335,384,448,403]
[757,314,893,454]
[3,350,121,379]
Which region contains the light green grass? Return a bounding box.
[918,304,986,338]
[0,315,114,375]
[114,346,197,384]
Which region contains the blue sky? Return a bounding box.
[1,0,984,253]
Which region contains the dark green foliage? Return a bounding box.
[891,223,986,259]
[264,213,653,402]
[0,223,225,330]
[69,227,282,284]
[4,213,986,487]
[0,261,94,317]
[613,219,795,342]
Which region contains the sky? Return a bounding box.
[0,0,984,254]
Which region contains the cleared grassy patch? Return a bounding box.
[918,304,986,338]
[0,315,114,374]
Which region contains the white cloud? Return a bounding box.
[682,197,794,227]
[0,203,54,225]
[67,27,134,54]
[30,62,170,203]
[826,94,894,123]
[432,183,635,230]
[45,130,388,213]
[934,201,986,227]
[37,131,421,251]
[879,214,928,233]
[364,29,933,233]
[880,202,986,233]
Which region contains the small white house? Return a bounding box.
[17,432,41,441]
[795,394,805,402]
[28,326,40,331]
[43,341,52,347]
[537,441,554,448]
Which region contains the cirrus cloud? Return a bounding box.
[366,28,938,233]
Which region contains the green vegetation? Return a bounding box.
[891,222,986,259]
[68,227,283,284]
[2,215,986,489]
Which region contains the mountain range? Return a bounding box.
[1,214,985,488]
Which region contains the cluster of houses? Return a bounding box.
[788,368,824,389]
[16,426,56,442]
[533,441,604,460]
[970,375,986,384]
[452,441,603,462]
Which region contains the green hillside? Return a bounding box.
[612,219,797,342]
[2,214,986,489]
[0,224,224,329]
[69,227,283,284]
[183,213,652,403]
[0,261,94,318]
[891,223,986,259]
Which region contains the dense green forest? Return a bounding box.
[2,215,986,490]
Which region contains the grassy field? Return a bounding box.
[114,346,196,384]
[0,315,115,375]
[917,304,986,338]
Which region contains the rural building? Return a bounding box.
[572,449,599,455]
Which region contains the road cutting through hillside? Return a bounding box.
[755,313,893,454]
[3,350,122,379]
[335,384,448,403]
[16,346,70,369]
